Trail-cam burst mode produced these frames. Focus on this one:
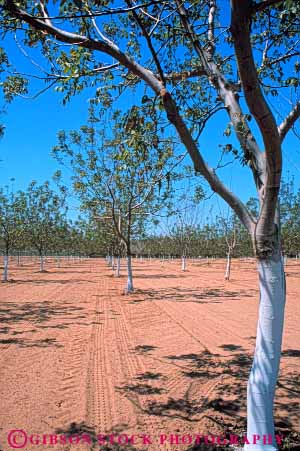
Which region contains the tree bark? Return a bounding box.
[126,254,134,293]
[2,254,9,282]
[40,254,44,272]
[116,255,121,277]
[246,251,286,450]
[225,251,231,280]
[181,255,187,271]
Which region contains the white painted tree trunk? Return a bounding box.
[245,255,286,451]
[2,255,8,282]
[181,255,186,271]
[116,256,121,277]
[111,255,115,270]
[40,255,44,272]
[225,252,231,280]
[126,254,134,292]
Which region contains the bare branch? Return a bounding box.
[149,2,167,36]
[278,101,300,143]
[38,1,52,27]
[124,0,165,83]
[13,79,57,100]
[21,1,163,21]
[261,38,269,67]
[263,51,300,68]
[86,6,114,45]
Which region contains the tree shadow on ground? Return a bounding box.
[127,345,299,440]
[131,287,257,304]
[0,336,63,347]
[117,383,165,395]
[7,278,96,284]
[134,274,179,279]
[134,345,158,354]
[55,422,147,451]
[53,419,300,451]
[135,371,163,381]
[49,270,94,274]
[286,272,300,278]
[0,300,87,347]
[282,349,300,357]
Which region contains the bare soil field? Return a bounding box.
[0,257,299,451]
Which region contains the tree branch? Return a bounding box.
[6,0,255,234]
[278,101,300,143]
[174,0,265,189]
[125,0,165,83]
[160,88,255,233]
[5,0,164,94]
[163,68,206,82]
[22,1,163,21]
[251,0,285,13]
[207,0,216,58]
[231,0,282,256]
[38,0,52,27]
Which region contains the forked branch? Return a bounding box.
[231,0,282,253]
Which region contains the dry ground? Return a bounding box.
[0,257,299,451]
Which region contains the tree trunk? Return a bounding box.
[116,255,121,277]
[246,253,286,451]
[2,254,9,282]
[225,251,231,280]
[181,255,187,271]
[40,254,44,272]
[126,254,134,293]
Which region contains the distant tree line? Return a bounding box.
[1,180,299,281]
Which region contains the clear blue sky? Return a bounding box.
[1,34,300,222]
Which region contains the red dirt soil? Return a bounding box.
[0,257,299,451]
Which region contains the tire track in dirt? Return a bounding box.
[85,291,115,433]
[116,271,249,433]
[110,286,217,442]
[85,269,190,451]
[85,273,161,436]
[139,301,220,408]
[107,283,172,440]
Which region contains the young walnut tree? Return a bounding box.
[0,188,25,281]
[1,0,300,448]
[22,181,67,271]
[53,108,175,293]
